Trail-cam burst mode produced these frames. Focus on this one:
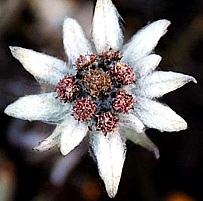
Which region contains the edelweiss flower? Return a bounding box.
[4,0,196,198]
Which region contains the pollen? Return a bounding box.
[117,62,124,69]
[83,69,111,98]
[56,75,79,102]
[73,97,97,121]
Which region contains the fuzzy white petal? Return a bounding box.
[90,131,126,198]
[60,118,88,156]
[121,128,159,159]
[10,46,70,86]
[119,113,145,133]
[134,98,187,132]
[127,54,162,78]
[63,18,93,63]
[34,117,88,153]
[122,20,170,64]
[34,124,62,151]
[4,92,71,122]
[134,71,197,98]
[92,0,123,53]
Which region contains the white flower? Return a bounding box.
[4,0,196,198]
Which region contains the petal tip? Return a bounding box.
[181,120,188,131]
[154,147,160,159]
[104,175,121,198]
[4,104,14,117]
[9,46,17,51]
[171,119,188,132]
[157,19,171,29]
[33,139,54,152]
[9,46,23,57]
[63,17,76,27]
[60,146,69,156]
[191,77,197,84]
[4,105,9,115]
[106,187,118,198]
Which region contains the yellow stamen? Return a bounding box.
[117,62,124,69]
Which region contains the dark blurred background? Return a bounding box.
[0,0,203,200]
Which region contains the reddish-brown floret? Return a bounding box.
[96,112,119,133]
[73,97,97,121]
[57,75,78,102]
[113,90,134,113]
[110,62,136,85]
[76,54,97,70]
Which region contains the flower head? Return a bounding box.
[4,0,196,198]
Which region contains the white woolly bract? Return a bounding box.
[10,46,70,86]
[63,18,93,63]
[134,97,187,132]
[119,113,145,134]
[35,117,88,153]
[90,131,126,198]
[134,71,197,98]
[122,20,171,64]
[130,54,162,78]
[120,128,159,159]
[4,92,71,122]
[60,118,88,156]
[34,124,62,151]
[92,0,123,53]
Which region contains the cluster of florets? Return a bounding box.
[56,75,79,102]
[56,50,136,134]
[110,62,136,85]
[73,98,97,121]
[113,90,134,113]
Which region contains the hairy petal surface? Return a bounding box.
[90,131,126,198]
[121,128,159,159]
[134,71,197,98]
[34,117,88,153]
[10,47,69,86]
[134,97,187,132]
[122,20,170,64]
[4,92,71,122]
[60,118,88,156]
[128,54,162,78]
[34,123,62,152]
[63,18,93,63]
[119,113,145,134]
[92,0,123,53]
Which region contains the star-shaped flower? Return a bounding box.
[4,0,196,198]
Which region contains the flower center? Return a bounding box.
[56,50,136,134]
[83,69,111,98]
